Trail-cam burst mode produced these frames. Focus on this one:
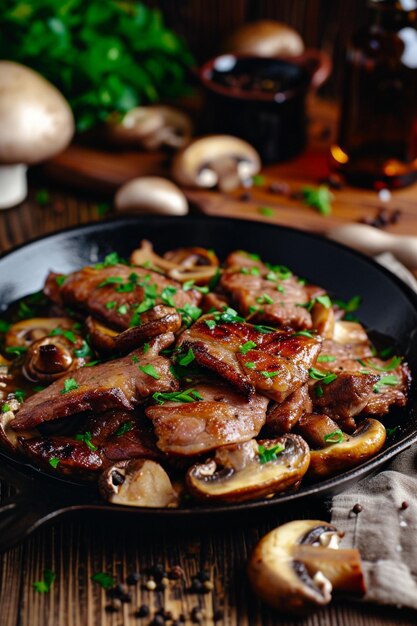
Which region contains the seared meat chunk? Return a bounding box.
[220,250,324,329]
[19,436,102,474]
[12,333,178,431]
[265,384,312,435]
[178,317,321,402]
[146,381,269,456]
[45,265,201,331]
[85,410,162,462]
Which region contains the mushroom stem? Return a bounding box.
[209,156,242,192]
[0,164,27,209]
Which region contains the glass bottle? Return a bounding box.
[331,0,417,188]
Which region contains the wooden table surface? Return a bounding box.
[1,98,417,626]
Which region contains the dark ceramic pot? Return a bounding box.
[199,51,331,164]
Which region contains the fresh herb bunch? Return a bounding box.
[0,1,194,131]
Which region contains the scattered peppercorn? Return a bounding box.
[352,503,363,515]
[126,572,140,585]
[150,615,165,626]
[268,182,290,195]
[360,207,402,229]
[400,501,409,510]
[196,570,210,582]
[189,578,203,593]
[136,604,150,618]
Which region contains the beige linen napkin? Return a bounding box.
[330,252,417,610]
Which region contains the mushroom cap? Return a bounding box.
[221,20,305,57]
[0,61,74,164]
[308,418,387,479]
[186,434,310,503]
[248,519,365,615]
[114,176,189,215]
[171,135,261,189]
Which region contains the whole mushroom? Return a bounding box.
[114,177,188,215]
[248,519,366,615]
[221,20,305,57]
[171,135,261,192]
[0,62,74,209]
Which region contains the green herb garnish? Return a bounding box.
[139,364,160,379]
[309,368,337,385]
[5,345,27,357]
[94,252,127,269]
[55,275,67,287]
[143,343,150,355]
[254,324,276,334]
[205,319,216,330]
[177,348,195,366]
[317,354,336,363]
[177,303,202,328]
[152,388,203,404]
[244,361,256,369]
[73,341,94,359]
[323,430,344,444]
[239,341,257,355]
[91,572,115,590]
[292,330,315,338]
[117,304,128,315]
[302,185,333,216]
[258,206,274,217]
[49,327,77,344]
[1,403,11,413]
[373,375,399,393]
[33,568,55,593]
[115,421,134,437]
[357,356,401,372]
[258,443,285,464]
[261,370,279,378]
[161,286,177,307]
[61,378,79,394]
[49,457,60,469]
[74,431,97,451]
[13,389,26,403]
[256,293,274,305]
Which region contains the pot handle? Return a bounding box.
[292,49,332,90]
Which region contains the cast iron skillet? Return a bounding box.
[0,216,416,550]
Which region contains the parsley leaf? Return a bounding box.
[258,443,285,464]
[91,572,115,589]
[33,568,55,593]
[115,421,134,437]
[74,431,97,451]
[61,378,78,394]
[49,457,60,469]
[177,348,195,366]
[317,354,336,363]
[309,368,337,384]
[302,185,333,216]
[239,341,257,355]
[139,364,160,380]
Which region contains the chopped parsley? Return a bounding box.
[143,343,150,355]
[252,174,265,187]
[152,389,203,404]
[302,184,333,216]
[60,378,79,394]
[386,426,399,437]
[117,304,128,315]
[315,384,324,398]
[33,568,55,593]
[205,319,216,330]
[5,345,28,357]
[1,403,11,413]
[239,341,257,355]
[333,295,361,313]
[317,354,336,363]
[139,364,160,379]
[258,206,275,217]
[49,328,77,344]
[212,307,244,324]
[74,431,97,451]
[55,275,67,287]
[98,276,124,288]
[178,303,202,328]
[177,348,195,366]
[256,293,274,305]
[91,572,115,589]
[115,421,134,437]
[240,266,260,276]
[298,295,331,311]
[323,430,344,444]
[105,301,116,310]
[265,263,292,280]
[13,389,26,403]
[94,252,127,269]
[49,457,60,469]
[132,355,139,363]
[182,280,209,294]
[261,370,279,378]
[208,268,222,290]
[73,340,94,359]
[161,285,177,307]
[373,375,399,393]
[309,368,337,385]
[244,361,256,369]
[0,320,11,333]
[258,443,285,464]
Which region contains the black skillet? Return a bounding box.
[0,215,417,551]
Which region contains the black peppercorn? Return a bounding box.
[352,503,363,514]
[136,604,150,618]
[126,572,140,585]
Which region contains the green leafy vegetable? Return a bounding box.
[74,431,97,451]
[302,185,333,216]
[0,2,194,132]
[177,348,195,366]
[317,354,336,363]
[61,378,79,394]
[139,364,160,379]
[49,457,60,469]
[91,571,115,589]
[239,341,257,355]
[309,368,337,385]
[33,568,55,593]
[115,421,134,437]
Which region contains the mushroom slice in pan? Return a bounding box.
[99,459,178,507]
[305,417,386,479]
[22,334,87,383]
[186,434,310,503]
[0,402,36,452]
[5,317,76,350]
[171,135,261,192]
[248,519,365,615]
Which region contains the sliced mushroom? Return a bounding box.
[5,317,76,350]
[114,177,188,215]
[307,418,386,479]
[332,320,369,346]
[311,301,334,339]
[171,135,261,192]
[221,20,305,57]
[164,247,219,269]
[130,240,219,284]
[105,105,192,150]
[186,434,310,503]
[99,459,178,507]
[85,317,118,354]
[22,333,88,383]
[0,402,36,451]
[248,519,365,615]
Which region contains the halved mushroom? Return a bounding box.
[5,317,76,351]
[22,333,88,383]
[248,519,365,615]
[186,434,310,503]
[130,240,219,285]
[105,105,193,150]
[99,459,178,507]
[304,417,386,479]
[311,301,334,339]
[171,135,261,192]
[332,320,369,346]
[85,317,118,354]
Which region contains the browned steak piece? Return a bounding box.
[178,317,321,402]
[146,381,269,456]
[19,436,102,474]
[45,265,201,331]
[12,333,178,431]
[220,250,324,329]
[314,339,411,420]
[85,410,162,462]
[265,384,312,435]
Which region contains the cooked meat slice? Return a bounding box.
[12,333,178,431]
[146,381,269,456]
[220,250,325,329]
[311,372,379,431]
[19,436,102,474]
[85,410,162,462]
[201,292,231,314]
[44,272,65,306]
[265,385,312,435]
[316,340,411,418]
[46,265,201,331]
[178,317,321,402]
